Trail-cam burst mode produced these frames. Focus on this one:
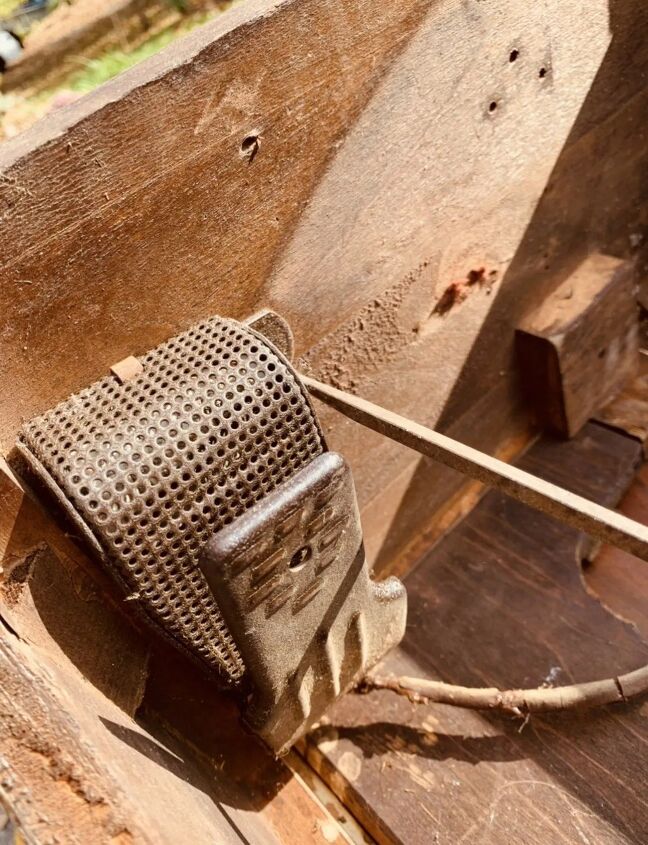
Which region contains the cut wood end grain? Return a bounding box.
[516,253,639,437]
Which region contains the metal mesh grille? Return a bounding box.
[18,316,324,683]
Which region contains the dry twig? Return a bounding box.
[358,664,648,715]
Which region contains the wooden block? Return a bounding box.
[516,254,638,437]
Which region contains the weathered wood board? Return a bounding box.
[2,0,647,569]
[1,0,648,841]
[517,254,638,437]
[596,354,648,456]
[305,423,648,844]
[586,460,648,640]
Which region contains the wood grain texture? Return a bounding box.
[0,0,433,442]
[517,254,638,437]
[3,0,648,572]
[305,423,648,844]
[0,2,647,839]
[586,461,648,639]
[596,354,648,455]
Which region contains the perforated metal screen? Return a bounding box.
[18,316,324,683]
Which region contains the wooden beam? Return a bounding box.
[0,0,433,442]
[516,254,638,437]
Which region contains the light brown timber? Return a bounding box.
[516,254,638,437]
[0,0,648,842]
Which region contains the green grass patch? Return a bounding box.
[63,11,217,93]
[0,0,23,18]
[2,4,232,139]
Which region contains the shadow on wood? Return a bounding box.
[306,424,648,844]
[371,0,648,576]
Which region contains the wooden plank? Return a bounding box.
[2,0,646,573]
[305,423,648,844]
[586,461,648,638]
[516,254,638,437]
[596,354,648,455]
[0,0,433,443]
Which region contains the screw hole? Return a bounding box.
[509,48,519,63]
[289,544,312,571]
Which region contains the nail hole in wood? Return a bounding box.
[488,100,498,113]
[539,66,548,79]
[509,48,519,63]
[240,133,260,162]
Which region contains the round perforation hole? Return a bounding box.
[290,545,313,571]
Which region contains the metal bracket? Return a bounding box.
[245,308,295,360]
[200,451,407,755]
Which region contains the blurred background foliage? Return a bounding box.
[0,0,233,139]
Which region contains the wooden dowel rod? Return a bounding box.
[301,375,648,564]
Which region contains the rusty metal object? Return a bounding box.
[14,313,408,754]
[246,308,295,360]
[16,316,324,685]
[200,451,406,755]
[302,375,648,564]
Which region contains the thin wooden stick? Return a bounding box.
[359,665,648,714]
[301,375,648,564]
